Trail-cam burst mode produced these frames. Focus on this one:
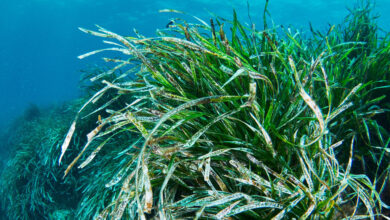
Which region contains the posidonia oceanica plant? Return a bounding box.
[59,1,390,219]
[0,101,87,220]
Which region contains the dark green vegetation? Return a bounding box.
[0,102,82,219]
[1,0,390,219]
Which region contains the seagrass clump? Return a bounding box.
[0,101,87,220]
[60,1,390,219]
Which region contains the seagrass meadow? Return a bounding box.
[1,0,390,219]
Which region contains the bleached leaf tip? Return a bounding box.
[158,9,184,14]
[58,120,76,166]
